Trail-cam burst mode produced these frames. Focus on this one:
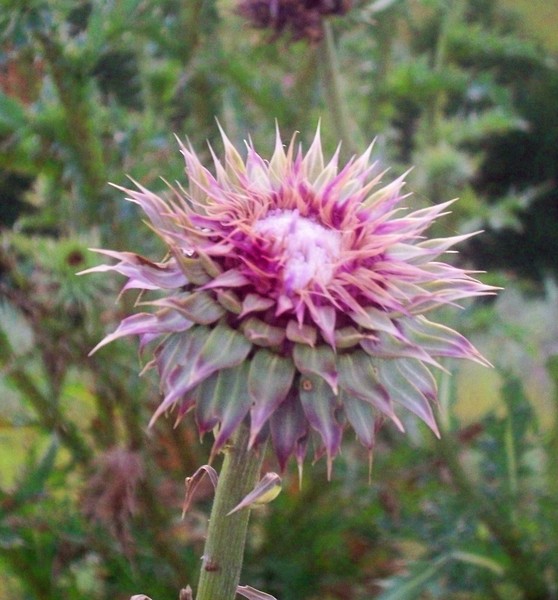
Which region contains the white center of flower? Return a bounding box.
[254,209,342,292]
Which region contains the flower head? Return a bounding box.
[85,126,495,477]
[236,0,352,43]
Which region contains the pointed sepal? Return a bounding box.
[343,393,378,451]
[194,363,252,454]
[403,316,491,366]
[151,324,251,424]
[249,350,295,446]
[89,310,192,355]
[286,320,318,346]
[299,374,343,479]
[293,344,338,393]
[378,360,440,437]
[227,472,282,515]
[338,351,404,431]
[149,291,225,325]
[241,317,286,347]
[270,390,308,473]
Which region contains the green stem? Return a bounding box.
[425,0,465,146]
[320,21,361,161]
[195,425,265,600]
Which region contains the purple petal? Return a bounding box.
[193,373,220,435]
[155,330,198,383]
[84,249,187,290]
[170,324,250,397]
[116,180,184,235]
[397,358,438,403]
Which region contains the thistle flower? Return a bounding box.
[81,448,143,553]
[236,0,352,43]
[85,126,495,477]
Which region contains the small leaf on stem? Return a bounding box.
[237,584,278,600]
[182,464,219,517]
[227,472,282,515]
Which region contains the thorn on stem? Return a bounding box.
[202,555,220,572]
[179,586,193,600]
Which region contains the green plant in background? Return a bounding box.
[0,0,557,599]
[368,363,558,600]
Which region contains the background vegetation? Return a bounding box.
[1,0,557,598]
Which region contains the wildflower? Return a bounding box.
[85,126,494,477]
[236,0,352,43]
[81,448,143,553]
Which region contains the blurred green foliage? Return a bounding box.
[1,0,557,599]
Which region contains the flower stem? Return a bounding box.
[195,424,265,600]
[320,21,361,161]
